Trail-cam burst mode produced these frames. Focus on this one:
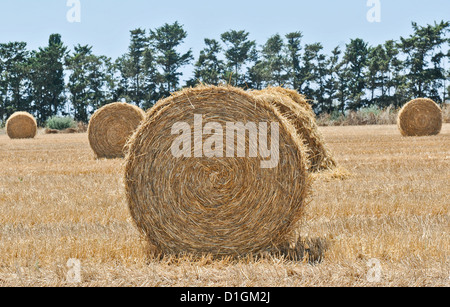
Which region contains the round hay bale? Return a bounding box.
[397,98,442,137]
[251,88,337,172]
[6,112,37,139]
[263,86,315,115]
[125,85,311,257]
[88,102,145,159]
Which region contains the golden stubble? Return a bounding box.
[0,125,449,287]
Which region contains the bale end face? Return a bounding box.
[88,102,145,159]
[124,85,311,257]
[6,112,38,139]
[398,98,443,137]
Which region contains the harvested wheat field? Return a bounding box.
[0,125,449,287]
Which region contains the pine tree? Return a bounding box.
[398,21,449,102]
[221,30,256,87]
[300,43,323,102]
[322,47,341,114]
[66,45,114,122]
[342,38,369,110]
[261,34,287,86]
[190,38,224,86]
[285,32,303,90]
[150,22,193,98]
[0,42,32,122]
[29,34,67,124]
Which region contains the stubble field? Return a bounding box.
[0,124,449,287]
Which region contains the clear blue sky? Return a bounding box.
[0,0,449,77]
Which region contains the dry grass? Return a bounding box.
[0,125,449,287]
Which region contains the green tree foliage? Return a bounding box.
[221,30,256,87]
[342,38,370,111]
[0,42,32,122]
[300,43,325,103]
[321,47,342,114]
[285,32,303,90]
[260,34,288,86]
[0,21,448,125]
[116,28,157,108]
[65,45,114,122]
[29,34,67,125]
[398,21,450,102]
[190,38,224,86]
[150,22,193,99]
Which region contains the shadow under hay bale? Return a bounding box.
[397,98,443,137]
[88,102,145,159]
[6,112,37,139]
[275,237,329,264]
[125,85,311,257]
[141,236,329,264]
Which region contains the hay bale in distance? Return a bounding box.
[6,112,37,139]
[88,102,145,159]
[398,98,443,137]
[251,88,337,172]
[125,85,311,257]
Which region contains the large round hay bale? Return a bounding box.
[125,85,311,257]
[251,88,337,172]
[88,102,145,159]
[397,98,442,137]
[6,112,37,139]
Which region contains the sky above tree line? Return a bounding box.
[0,0,449,80]
[1,0,449,54]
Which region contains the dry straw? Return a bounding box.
[397,98,443,137]
[266,86,314,114]
[6,112,37,139]
[251,87,337,172]
[88,102,145,159]
[125,85,311,257]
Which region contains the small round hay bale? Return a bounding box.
[6,112,37,139]
[397,98,442,137]
[251,88,337,172]
[88,102,145,159]
[125,85,311,257]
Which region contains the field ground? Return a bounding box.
[0,125,449,287]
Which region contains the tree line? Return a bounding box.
[0,20,449,125]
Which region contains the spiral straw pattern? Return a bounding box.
[6,112,37,139]
[125,85,311,257]
[88,102,145,159]
[398,98,442,137]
